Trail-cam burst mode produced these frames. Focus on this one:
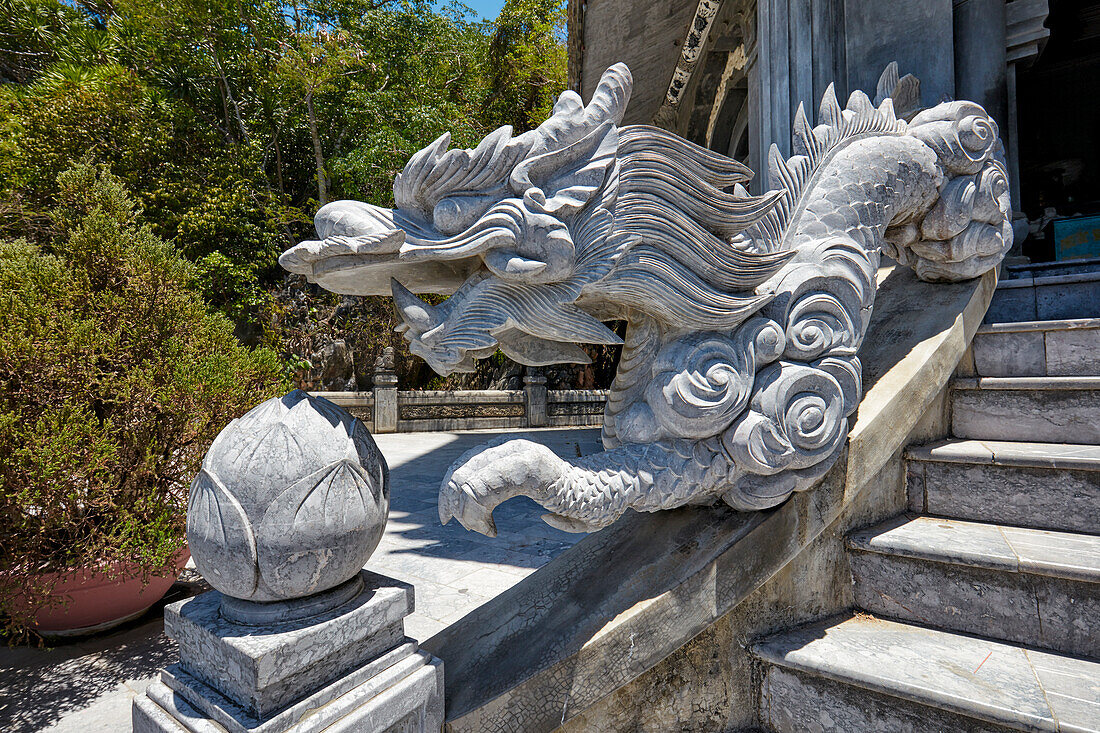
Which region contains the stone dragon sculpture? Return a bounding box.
[281,63,1011,536]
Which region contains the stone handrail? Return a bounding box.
[312,384,609,433]
[422,263,997,732]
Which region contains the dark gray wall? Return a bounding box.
[580,0,701,125]
[844,0,957,107]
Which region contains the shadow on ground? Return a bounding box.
[0,575,206,732]
[372,428,603,565]
[0,427,603,732]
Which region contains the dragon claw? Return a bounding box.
[447,484,498,537]
[436,437,565,537]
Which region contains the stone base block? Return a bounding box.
[134,570,443,733]
[133,643,443,733]
[166,570,411,717]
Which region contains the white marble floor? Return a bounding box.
[0,427,601,733]
[367,428,601,640]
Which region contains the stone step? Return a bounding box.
[848,515,1100,658]
[972,318,1100,377]
[985,269,1100,324]
[905,439,1100,535]
[753,614,1100,733]
[951,376,1100,445]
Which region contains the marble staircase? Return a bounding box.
[753,279,1100,732]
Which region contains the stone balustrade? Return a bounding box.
[311,355,608,433]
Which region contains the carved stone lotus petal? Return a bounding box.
[187,391,389,602]
[187,469,259,599]
[256,459,386,600]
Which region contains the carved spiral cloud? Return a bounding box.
[646,318,785,439]
[723,361,847,508]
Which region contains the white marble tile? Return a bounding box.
[402,615,447,644]
[1001,526,1100,583]
[952,386,1100,445]
[972,330,1045,377]
[448,567,525,598]
[849,516,1019,571]
[1045,326,1100,376]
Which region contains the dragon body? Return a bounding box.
[281,63,1011,535]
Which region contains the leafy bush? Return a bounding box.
[0,0,575,398]
[0,165,286,635]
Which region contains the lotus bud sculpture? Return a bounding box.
[187,390,389,620]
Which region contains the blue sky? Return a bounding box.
[445,0,507,21]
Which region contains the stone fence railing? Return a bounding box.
[311,348,608,433]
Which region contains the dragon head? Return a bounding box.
[281,64,790,375]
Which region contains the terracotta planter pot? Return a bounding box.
[20,548,191,637]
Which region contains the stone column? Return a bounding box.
[133,391,443,733]
[525,368,548,428]
[953,0,1008,127]
[373,347,399,434]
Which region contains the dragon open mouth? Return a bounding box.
[279,200,491,297]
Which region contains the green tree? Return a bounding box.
[0,0,569,382]
[0,165,286,634]
[483,0,567,131]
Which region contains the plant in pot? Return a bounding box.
[0,165,286,639]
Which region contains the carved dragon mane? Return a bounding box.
[281,63,1011,535]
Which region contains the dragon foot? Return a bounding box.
[438,438,569,537]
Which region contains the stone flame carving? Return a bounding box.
[281,63,1011,534]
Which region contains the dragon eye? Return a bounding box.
[433,195,494,235]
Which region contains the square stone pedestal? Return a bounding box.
[133,570,443,733]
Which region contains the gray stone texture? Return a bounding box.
[972,319,1100,377]
[973,327,1046,376]
[908,443,1100,536]
[372,358,399,434]
[953,0,1008,126]
[432,260,991,731]
[135,571,445,733]
[760,665,1010,733]
[985,282,1038,322]
[280,56,1011,537]
[754,614,1100,732]
[1035,273,1100,321]
[577,0,701,125]
[164,572,410,717]
[1046,323,1100,375]
[187,390,389,603]
[135,647,443,733]
[523,371,548,427]
[986,272,1100,323]
[159,643,420,732]
[849,521,1100,658]
[845,0,955,107]
[315,388,609,434]
[951,378,1100,444]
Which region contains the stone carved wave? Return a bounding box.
[281,62,1011,534]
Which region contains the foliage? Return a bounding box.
[484,0,568,130]
[0,166,286,635]
[0,0,569,362]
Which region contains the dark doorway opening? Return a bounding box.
[1016,0,1100,261]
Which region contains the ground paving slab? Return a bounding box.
[0,427,600,733]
